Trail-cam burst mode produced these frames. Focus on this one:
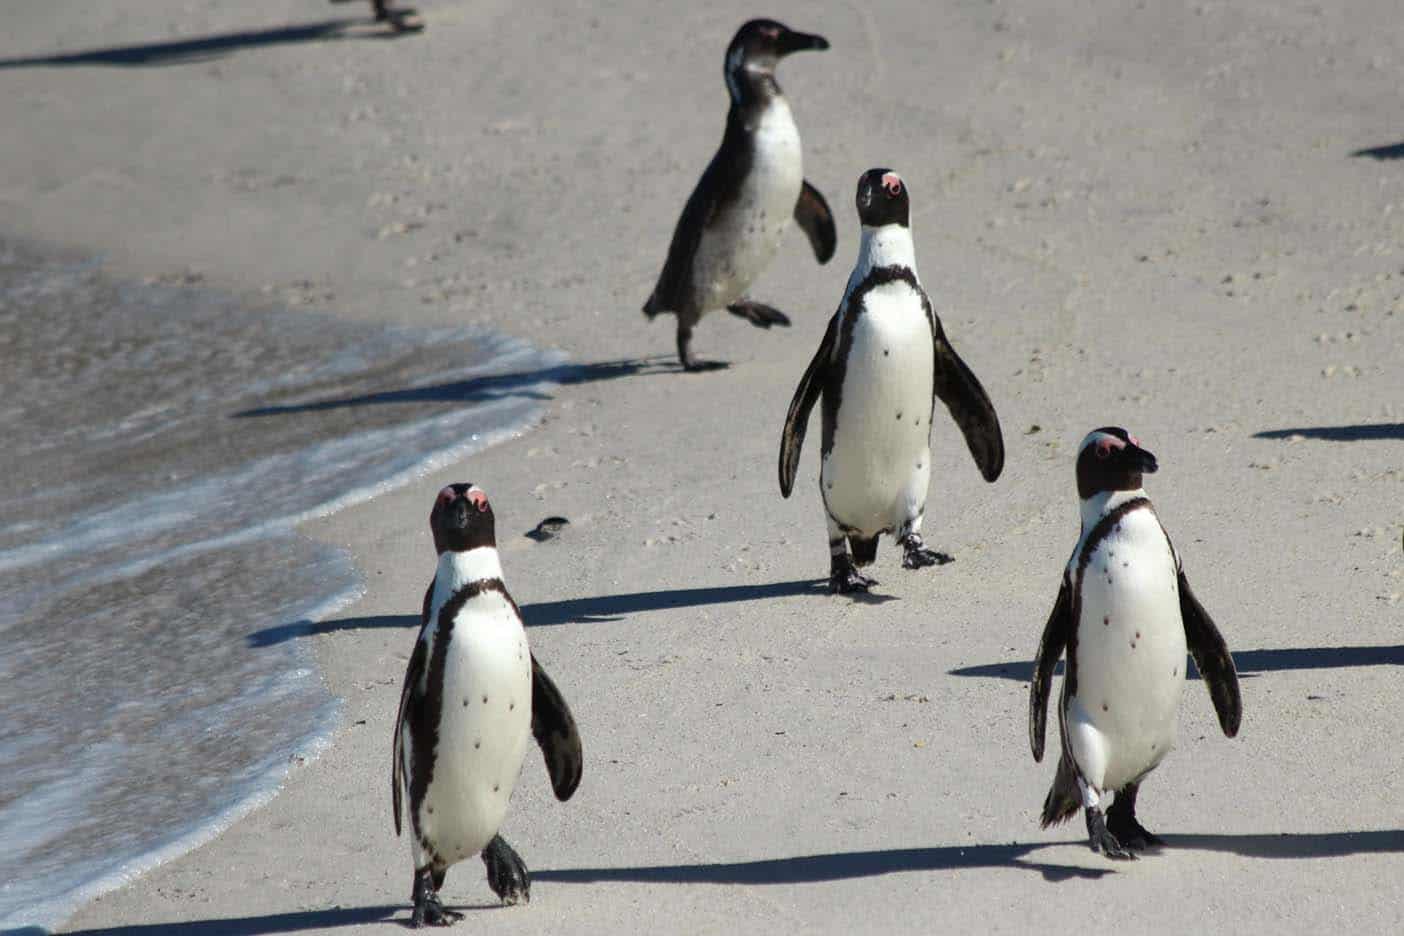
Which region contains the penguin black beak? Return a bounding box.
[779,30,829,55]
[445,497,473,530]
[1131,446,1159,474]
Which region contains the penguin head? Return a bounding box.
[726,19,829,76]
[856,168,910,229]
[430,482,497,553]
[1076,427,1159,499]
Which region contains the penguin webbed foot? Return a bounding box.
[410,868,463,928]
[1084,807,1137,861]
[899,534,954,570]
[676,324,730,372]
[482,835,531,906]
[829,555,878,594]
[727,300,791,329]
[1106,790,1164,852]
[372,1,424,31]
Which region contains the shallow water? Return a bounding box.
[0,239,563,931]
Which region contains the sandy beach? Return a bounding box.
[3,0,1402,932]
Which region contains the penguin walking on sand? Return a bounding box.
[778,169,1004,594]
[393,483,582,926]
[1029,429,1241,859]
[643,18,837,371]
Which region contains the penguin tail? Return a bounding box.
[642,292,661,320]
[1039,753,1081,829]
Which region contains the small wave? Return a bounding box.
[0,239,563,931]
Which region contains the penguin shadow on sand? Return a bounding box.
[1254,423,1404,442]
[48,904,404,936]
[247,578,844,646]
[949,644,1404,684]
[0,16,418,71]
[534,841,1112,887]
[1351,142,1404,161]
[1158,829,1404,860]
[231,357,673,420]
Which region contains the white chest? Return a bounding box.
[821,282,935,531]
[414,590,533,861]
[747,98,804,203]
[694,99,803,309]
[1069,509,1186,787]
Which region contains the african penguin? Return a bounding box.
[392,483,582,926]
[779,169,1004,594]
[642,18,837,371]
[1029,429,1241,859]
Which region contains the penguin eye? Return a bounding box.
[437,486,456,505]
[1095,439,1114,459]
[468,490,490,512]
[760,26,781,38]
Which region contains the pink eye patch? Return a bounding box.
[468,489,490,512]
[1095,436,1126,459]
[881,173,902,197]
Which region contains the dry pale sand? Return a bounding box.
[3,0,1403,932]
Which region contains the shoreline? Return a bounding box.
[0,232,564,933]
[3,1,1401,933]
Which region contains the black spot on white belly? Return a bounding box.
[884,349,890,356]
[463,698,469,707]
[896,411,902,420]
[474,739,481,749]
[509,701,515,711]
[1103,615,1110,626]
[1102,702,1109,712]
[493,783,500,793]
[482,694,488,704]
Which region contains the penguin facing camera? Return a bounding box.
[1029,429,1241,859]
[779,169,1004,594]
[392,483,582,925]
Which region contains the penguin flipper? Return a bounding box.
[1178,569,1242,738]
[392,634,429,836]
[794,180,837,264]
[530,654,583,801]
[645,188,705,319]
[645,132,746,319]
[1030,575,1072,762]
[927,299,1005,483]
[779,312,838,497]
